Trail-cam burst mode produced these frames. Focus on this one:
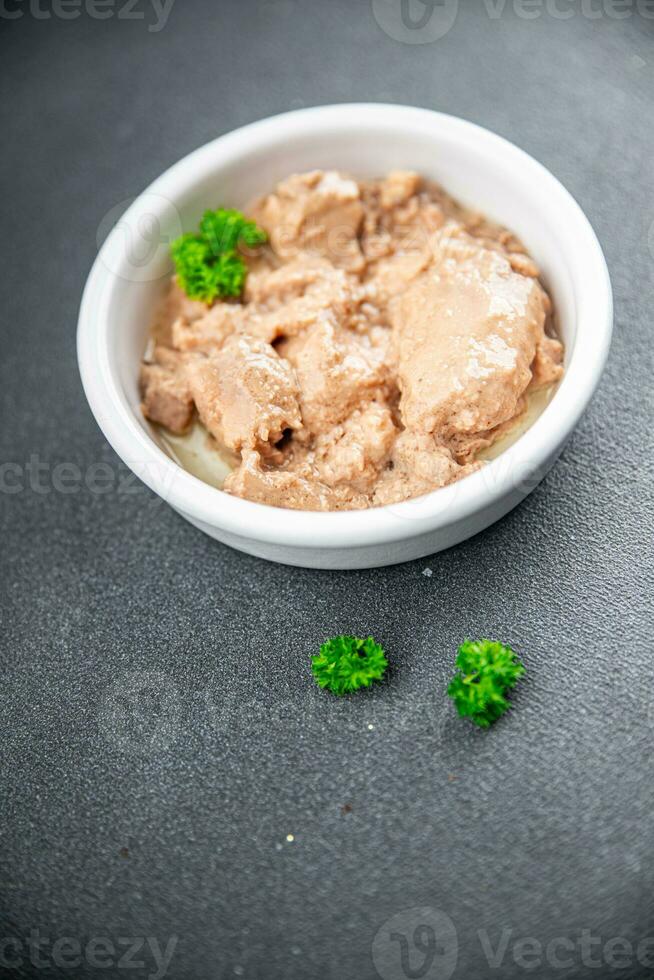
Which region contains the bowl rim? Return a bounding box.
[77,103,613,549]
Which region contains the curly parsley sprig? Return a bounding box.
[447,639,525,728]
[312,635,388,696]
[171,208,267,304]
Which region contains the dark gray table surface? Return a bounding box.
[2,2,654,978]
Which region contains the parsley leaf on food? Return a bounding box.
[171,208,267,304]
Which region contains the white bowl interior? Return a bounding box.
[104,118,577,449]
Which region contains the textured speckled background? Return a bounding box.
[1,2,654,978]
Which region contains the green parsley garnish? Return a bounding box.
[447,639,525,728]
[171,208,267,303]
[312,635,388,696]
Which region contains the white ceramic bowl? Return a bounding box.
[78,104,612,569]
